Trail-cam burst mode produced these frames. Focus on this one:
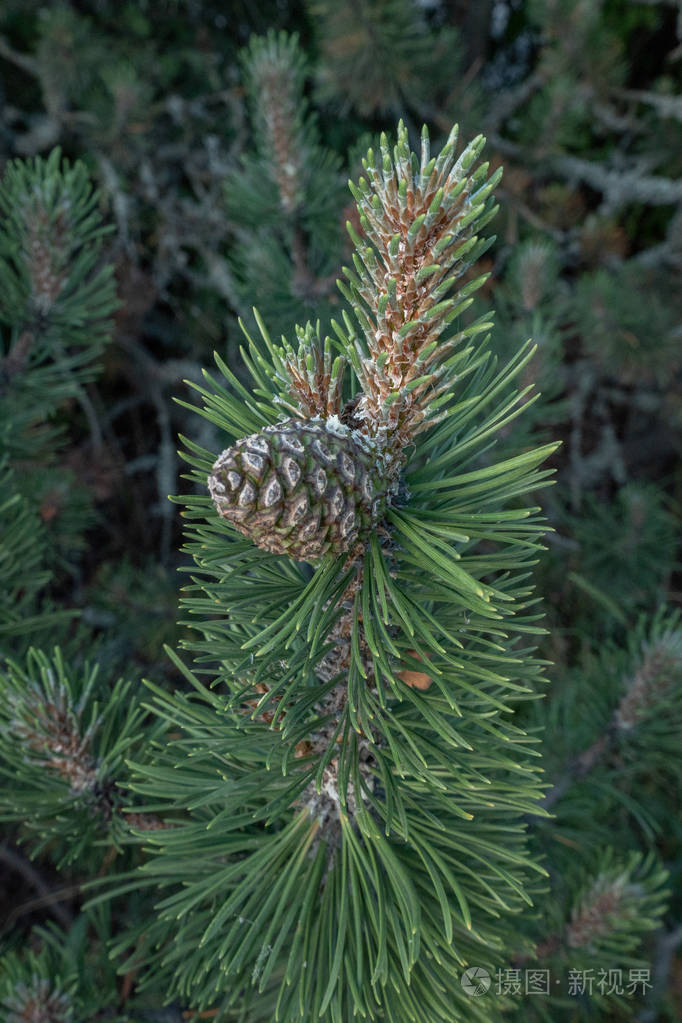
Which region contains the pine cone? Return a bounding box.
[208,418,379,561]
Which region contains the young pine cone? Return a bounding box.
[208,418,380,561]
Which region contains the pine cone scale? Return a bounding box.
[280,456,301,490]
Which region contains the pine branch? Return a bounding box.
[0,915,164,1022]
[0,148,117,339]
[0,148,118,467]
[122,120,558,1020]
[515,851,669,983]
[310,0,460,119]
[0,462,54,639]
[542,613,682,810]
[341,121,501,489]
[0,649,164,865]
[225,31,346,335]
[243,31,309,217]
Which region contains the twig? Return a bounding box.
[540,732,612,810]
[0,329,35,383]
[77,385,105,451]
[612,86,682,123]
[634,205,682,269]
[291,228,339,300]
[0,35,39,77]
[97,154,134,255]
[636,923,682,1022]
[541,633,679,810]
[0,843,73,930]
[555,155,682,211]
[485,71,546,133]
[118,334,178,562]
[496,186,566,242]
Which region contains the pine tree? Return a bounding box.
[101,118,562,1022]
[0,150,167,1019]
[0,149,117,647]
[0,7,680,1022]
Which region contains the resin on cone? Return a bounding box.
[208,417,379,561]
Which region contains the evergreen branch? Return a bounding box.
[565,856,663,952]
[129,120,557,1020]
[226,32,346,333]
[0,148,118,470]
[0,462,52,637]
[271,320,347,419]
[0,649,163,865]
[0,11,677,1023]
[0,916,157,1022]
[242,31,310,216]
[341,121,500,487]
[541,613,682,810]
[310,0,460,119]
[516,851,668,983]
[0,148,117,337]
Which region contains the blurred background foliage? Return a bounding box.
[0,0,680,1020]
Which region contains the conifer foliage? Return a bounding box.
[225,30,347,337]
[0,6,680,1021]
[0,149,116,450]
[118,121,559,1022]
[0,149,166,1017]
[0,149,117,638]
